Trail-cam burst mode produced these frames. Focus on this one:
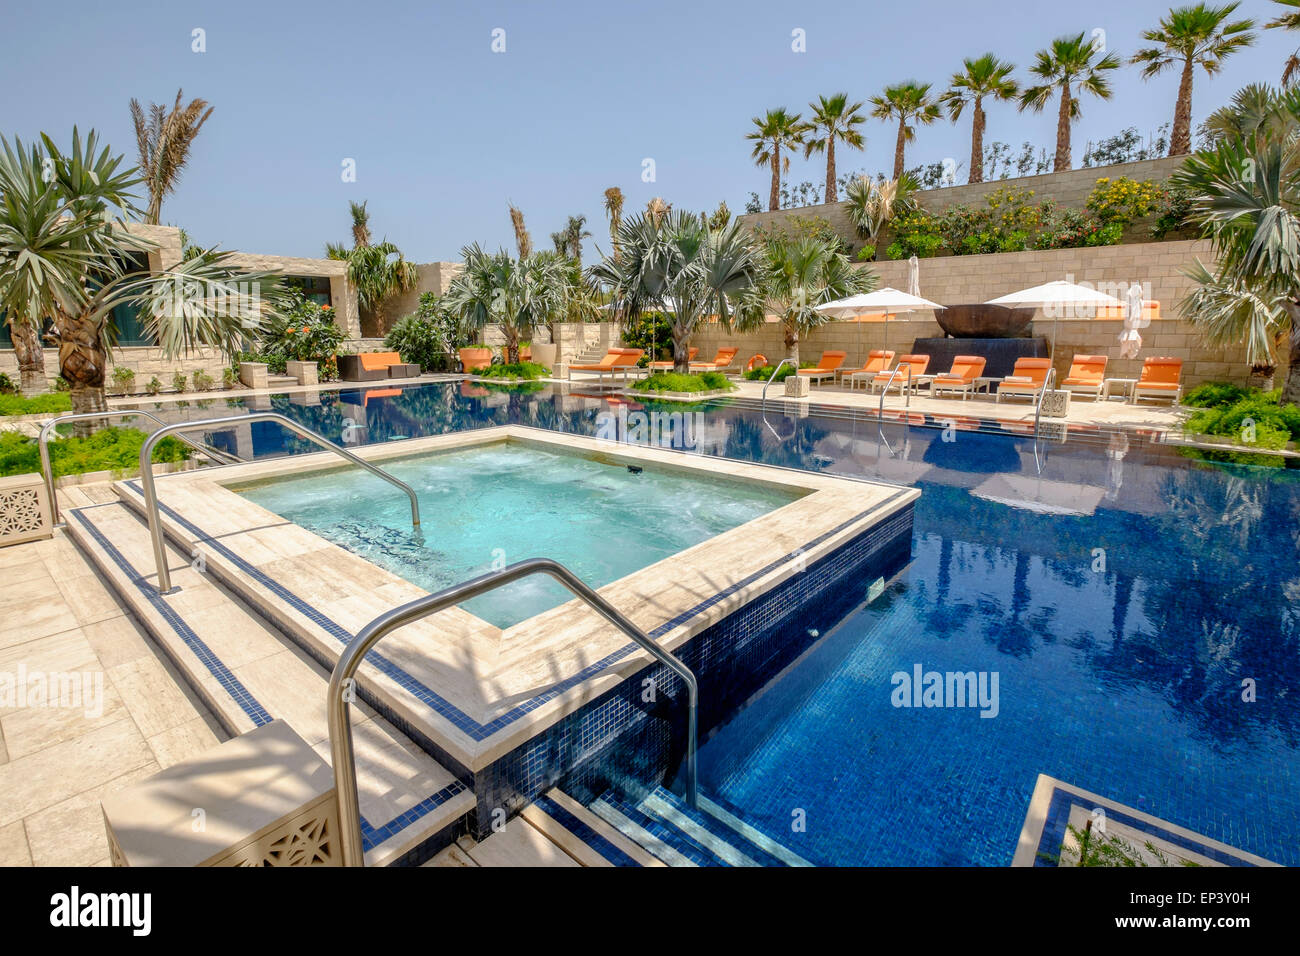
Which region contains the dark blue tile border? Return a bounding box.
[69,505,466,858]
[1033,785,1262,868]
[532,795,643,867]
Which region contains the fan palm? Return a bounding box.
[747,108,805,212]
[843,174,921,248]
[129,89,213,225]
[803,94,867,202]
[588,210,758,372]
[738,235,876,365]
[1131,4,1256,156]
[1019,34,1122,171]
[443,245,566,363]
[1171,85,1300,403]
[0,129,287,411]
[870,82,941,180]
[1266,0,1300,86]
[941,55,1019,183]
[1201,82,1285,144]
[326,203,417,335]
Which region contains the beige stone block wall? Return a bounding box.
[0,346,230,392]
[683,238,1251,390]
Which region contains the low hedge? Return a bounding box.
[0,427,191,479]
[470,361,550,381]
[0,392,73,417]
[631,371,734,393]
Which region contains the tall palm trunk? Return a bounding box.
[59,310,110,415]
[969,99,986,184]
[1054,87,1073,172]
[783,321,800,366]
[9,321,47,396]
[672,323,692,374]
[769,147,781,211]
[892,121,907,180]
[825,138,838,203]
[1169,59,1195,157]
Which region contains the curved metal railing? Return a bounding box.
[327,557,700,866]
[760,358,796,402]
[1032,367,1058,474]
[38,410,242,526]
[138,412,420,593]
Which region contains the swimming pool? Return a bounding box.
[232,440,801,628]
[144,382,1300,864]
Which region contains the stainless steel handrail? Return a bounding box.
[877,363,913,420]
[38,410,241,526]
[327,557,700,866]
[138,412,420,593]
[761,358,795,402]
[1032,367,1058,474]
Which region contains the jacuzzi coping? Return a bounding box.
[119,425,918,774]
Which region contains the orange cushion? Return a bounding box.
[359,351,403,371]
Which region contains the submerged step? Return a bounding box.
[65,501,475,867]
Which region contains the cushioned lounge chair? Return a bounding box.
[929,355,988,400]
[995,357,1053,403]
[796,351,848,387]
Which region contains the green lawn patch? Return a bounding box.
[742,362,814,382]
[470,361,550,381]
[0,427,192,479]
[631,371,734,393]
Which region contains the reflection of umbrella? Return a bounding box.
[1105,431,1129,501]
[971,473,1105,516]
[986,280,1121,359]
[1118,282,1146,361]
[816,287,945,358]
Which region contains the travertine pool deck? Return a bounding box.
[114,425,917,775]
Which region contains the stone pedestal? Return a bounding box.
[1041,389,1071,418]
[286,360,318,386]
[0,473,54,547]
[784,374,810,398]
[238,362,268,390]
[102,720,340,867]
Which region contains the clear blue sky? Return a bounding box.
[1,0,1292,263]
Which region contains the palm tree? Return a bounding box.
[739,235,876,365]
[443,245,566,363]
[129,89,213,225]
[645,196,671,226]
[1200,82,1283,144]
[326,202,417,335]
[1172,85,1300,403]
[1019,34,1122,171]
[508,204,532,257]
[843,174,922,252]
[349,200,372,248]
[870,82,941,180]
[552,214,592,265]
[588,210,758,372]
[802,94,867,203]
[747,108,805,211]
[602,187,624,259]
[0,129,286,410]
[941,55,1019,183]
[1266,0,1300,86]
[1131,4,1257,156]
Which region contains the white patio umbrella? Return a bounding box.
[985,280,1122,358]
[816,287,945,357]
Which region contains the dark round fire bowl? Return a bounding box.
[936,304,1036,338]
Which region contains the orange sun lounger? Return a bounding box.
[689,347,739,373]
[929,355,988,400]
[1131,356,1183,404]
[567,347,645,382]
[1060,354,1109,400]
[796,350,848,386]
[868,354,930,394]
[996,357,1054,403]
[647,347,697,371]
[844,350,897,390]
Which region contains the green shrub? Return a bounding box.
[111,366,136,393]
[631,371,734,393]
[1183,389,1300,450]
[54,376,70,392]
[472,361,550,381]
[0,427,191,479]
[0,373,16,395]
[221,367,239,390]
[145,376,163,396]
[855,245,876,262]
[385,294,468,371]
[192,370,215,392]
[171,371,188,393]
[621,311,675,362]
[0,392,73,417]
[1182,381,1252,408]
[742,361,814,382]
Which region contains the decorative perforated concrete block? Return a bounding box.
[102,719,341,867]
[1040,389,1071,419]
[784,374,811,398]
[0,473,53,547]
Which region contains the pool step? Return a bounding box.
[64,500,476,867]
[585,786,811,867]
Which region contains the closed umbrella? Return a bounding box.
[907,255,920,296]
[1118,282,1146,361]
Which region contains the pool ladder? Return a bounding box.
[326,557,700,866]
